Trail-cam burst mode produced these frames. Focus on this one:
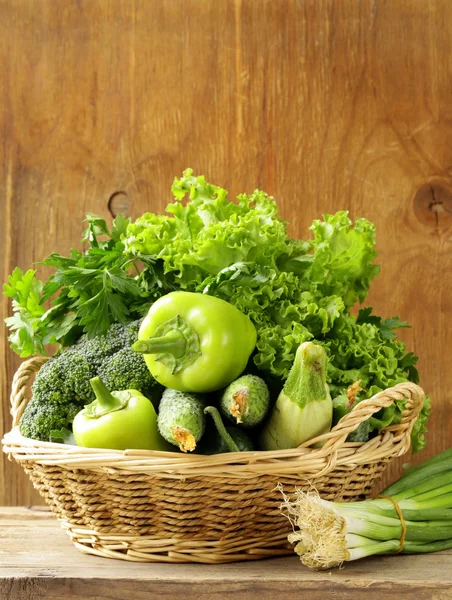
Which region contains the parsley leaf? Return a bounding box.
[357,307,410,340]
[4,214,165,356]
[4,268,47,356]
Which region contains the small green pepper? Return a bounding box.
[132,292,257,393]
[72,376,170,451]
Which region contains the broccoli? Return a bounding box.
[20,319,157,442]
[31,350,96,405]
[105,320,142,350]
[74,320,142,369]
[97,346,155,395]
[19,397,80,441]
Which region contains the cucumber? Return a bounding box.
[220,374,270,427]
[201,406,254,454]
[157,388,205,452]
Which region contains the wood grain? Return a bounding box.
[1,0,452,506]
[0,507,451,600]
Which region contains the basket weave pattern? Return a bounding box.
[3,358,425,563]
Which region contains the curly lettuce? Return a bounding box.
[324,312,430,452]
[123,169,429,451]
[123,169,295,284]
[308,212,380,309]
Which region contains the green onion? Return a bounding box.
[280,448,452,569]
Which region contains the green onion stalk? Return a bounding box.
[279,448,452,569]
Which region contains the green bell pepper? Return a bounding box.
[132,291,257,393]
[72,376,170,451]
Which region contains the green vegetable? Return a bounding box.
[19,320,159,442]
[220,375,270,427]
[73,377,167,451]
[332,381,370,443]
[49,427,77,445]
[260,342,332,450]
[346,420,371,443]
[203,406,254,453]
[4,267,59,357]
[19,399,80,442]
[74,320,142,369]
[133,292,257,393]
[19,351,94,441]
[6,170,429,451]
[97,346,155,397]
[122,170,427,451]
[29,350,96,406]
[157,388,206,452]
[124,171,379,378]
[325,312,430,452]
[4,214,171,356]
[280,448,452,570]
[332,395,350,424]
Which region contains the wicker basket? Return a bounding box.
[2,357,425,563]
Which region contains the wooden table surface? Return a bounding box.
[1,507,451,600]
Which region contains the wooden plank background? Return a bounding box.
[1,0,451,506]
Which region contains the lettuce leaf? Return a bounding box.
[324,314,429,450]
[308,212,380,309]
[123,169,293,284]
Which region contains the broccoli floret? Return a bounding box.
[74,320,142,369]
[97,346,155,394]
[31,350,96,405]
[19,397,80,442]
[105,320,142,350]
[73,335,115,370]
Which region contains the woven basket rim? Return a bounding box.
[2,356,425,478]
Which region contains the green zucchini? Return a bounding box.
[220,374,270,427]
[260,342,333,450]
[157,388,205,452]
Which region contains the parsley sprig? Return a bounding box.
[4,214,169,357]
[357,306,410,340]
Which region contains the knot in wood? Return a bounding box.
[413,182,452,229]
[108,191,130,217]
